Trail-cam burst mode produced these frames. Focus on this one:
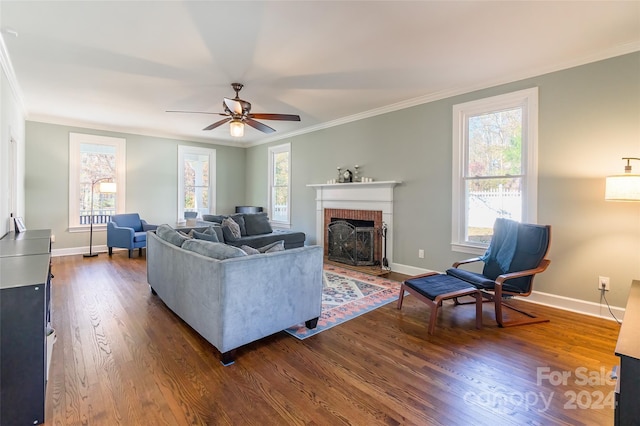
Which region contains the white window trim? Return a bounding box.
[177,145,216,222]
[69,132,126,232]
[268,143,291,228]
[451,87,538,254]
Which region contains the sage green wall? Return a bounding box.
[246,52,640,307]
[25,122,246,250]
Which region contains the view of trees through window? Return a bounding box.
[183,153,210,216]
[80,143,116,224]
[271,150,289,223]
[466,107,523,243]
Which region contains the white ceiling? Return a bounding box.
[2,1,639,147]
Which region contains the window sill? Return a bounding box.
[270,222,291,230]
[68,225,107,233]
[451,243,486,256]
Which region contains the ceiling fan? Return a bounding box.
[167,83,300,137]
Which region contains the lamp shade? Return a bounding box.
[98,182,117,193]
[605,174,640,201]
[229,119,244,137]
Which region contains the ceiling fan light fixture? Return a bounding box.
[229,119,244,137]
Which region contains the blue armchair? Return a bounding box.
[107,213,158,258]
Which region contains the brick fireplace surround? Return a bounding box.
[308,181,400,267]
[323,208,383,262]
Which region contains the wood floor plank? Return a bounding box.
[43,253,620,425]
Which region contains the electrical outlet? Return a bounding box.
[418,249,424,259]
[598,276,610,291]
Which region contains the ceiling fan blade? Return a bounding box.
[203,117,231,131]
[166,110,226,116]
[245,118,276,134]
[249,113,301,121]
[223,97,243,115]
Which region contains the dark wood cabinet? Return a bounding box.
[0,230,52,425]
[614,279,640,426]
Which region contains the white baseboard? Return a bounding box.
[52,245,115,257]
[390,262,625,322]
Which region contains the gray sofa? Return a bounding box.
[146,229,323,365]
[196,212,305,249]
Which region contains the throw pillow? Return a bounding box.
[230,214,247,236]
[240,245,260,255]
[203,225,224,242]
[182,239,247,260]
[156,224,190,247]
[221,217,241,240]
[258,240,285,253]
[243,212,273,236]
[193,230,219,242]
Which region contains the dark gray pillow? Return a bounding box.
[156,224,190,247]
[221,217,241,240]
[182,239,247,260]
[243,212,273,235]
[230,214,247,236]
[204,225,224,242]
[221,225,240,242]
[202,214,227,224]
[193,230,219,242]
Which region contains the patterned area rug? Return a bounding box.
[285,264,401,340]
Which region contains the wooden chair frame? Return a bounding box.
[452,254,551,328]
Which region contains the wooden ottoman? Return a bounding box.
[397,272,483,334]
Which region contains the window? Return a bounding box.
[69,133,126,230]
[178,146,216,220]
[452,88,538,253]
[268,143,291,226]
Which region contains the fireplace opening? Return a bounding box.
[327,219,375,266]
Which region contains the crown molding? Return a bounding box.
[0,34,26,115]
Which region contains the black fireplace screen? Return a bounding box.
[327,220,375,266]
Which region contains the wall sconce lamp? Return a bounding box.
[229,118,244,137]
[84,178,116,258]
[605,157,640,201]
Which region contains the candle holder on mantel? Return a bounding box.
[353,165,360,182]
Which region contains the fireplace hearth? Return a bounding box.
[327,219,375,266]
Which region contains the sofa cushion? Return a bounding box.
[193,230,219,242]
[202,214,226,224]
[203,225,224,242]
[243,212,273,236]
[182,239,247,260]
[222,217,241,240]
[230,214,247,236]
[156,224,190,247]
[133,231,147,243]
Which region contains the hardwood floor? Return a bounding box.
[45,253,620,425]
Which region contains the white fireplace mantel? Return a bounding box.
[308,181,401,265]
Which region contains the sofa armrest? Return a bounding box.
[141,220,158,231]
[107,221,135,247]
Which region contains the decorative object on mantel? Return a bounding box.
[334,165,372,183]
